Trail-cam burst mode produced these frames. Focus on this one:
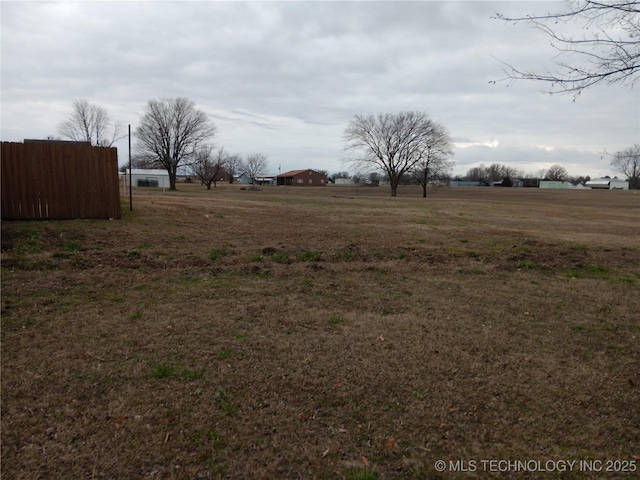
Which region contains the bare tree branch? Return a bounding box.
[58,100,125,146]
[609,144,640,187]
[492,0,640,97]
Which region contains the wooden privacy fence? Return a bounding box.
[1,141,121,220]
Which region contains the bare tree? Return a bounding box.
[610,144,640,188]
[344,112,449,197]
[191,147,227,189]
[410,121,454,197]
[58,100,125,146]
[493,1,640,97]
[351,171,366,185]
[244,153,269,184]
[331,171,351,180]
[225,153,244,184]
[545,164,569,181]
[130,154,156,169]
[135,98,217,190]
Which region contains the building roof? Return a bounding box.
[278,169,325,177]
[585,179,611,185]
[125,169,169,176]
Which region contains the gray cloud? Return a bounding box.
[1,1,638,177]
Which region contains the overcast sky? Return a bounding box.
[2,0,638,178]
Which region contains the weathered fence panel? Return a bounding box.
[1,141,121,220]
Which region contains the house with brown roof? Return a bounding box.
[277,169,327,186]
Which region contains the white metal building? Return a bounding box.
[585,178,629,190]
[539,180,569,189]
[123,169,171,188]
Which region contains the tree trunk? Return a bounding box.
[390,182,398,197]
[422,183,427,198]
[169,175,177,191]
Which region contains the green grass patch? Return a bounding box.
[569,324,588,332]
[298,250,321,262]
[329,314,345,325]
[125,249,141,259]
[62,241,81,252]
[598,305,613,316]
[16,232,43,254]
[179,368,205,381]
[518,260,538,270]
[610,273,638,285]
[215,387,238,416]
[216,348,234,359]
[585,264,610,277]
[152,365,204,381]
[336,250,356,261]
[209,245,230,261]
[153,364,175,379]
[345,468,380,480]
[565,264,611,280]
[270,252,290,264]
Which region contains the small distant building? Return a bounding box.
[539,180,569,189]
[236,172,252,184]
[586,178,629,190]
[236,172,277,185]
[449,181,488,187]
[334,178,355,185]
[124,169,170,188]
[277,169,327,186]
[255,174,278,185]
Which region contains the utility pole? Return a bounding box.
[128,124,132,211]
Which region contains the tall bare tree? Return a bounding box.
[225,153,244,184]
[191,146,227,189]
[344,111,449,197]
[58,99,125,146]
[610,144,640,188]
[135,98,217,190]
[244,153,269,184]
[545,164,569,181]
[410,121,454,197]
[493,1,640,97]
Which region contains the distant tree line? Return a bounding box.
[56,100,639,191]
[456,162,594,186]
[455,157,639,188]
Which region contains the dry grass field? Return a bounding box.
[2,184,639,479]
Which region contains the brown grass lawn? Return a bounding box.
[2,184,639,479]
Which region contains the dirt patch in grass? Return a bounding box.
[2,185,639,478]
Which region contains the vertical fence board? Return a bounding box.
[1,141,121,220]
